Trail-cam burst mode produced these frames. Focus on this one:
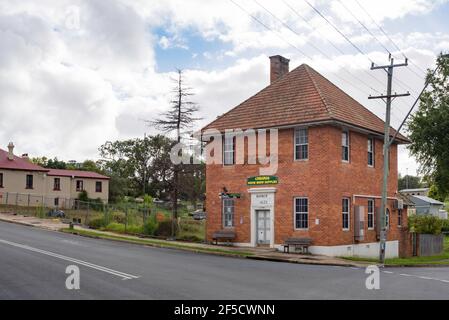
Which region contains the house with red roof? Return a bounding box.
[202,55,411,258]
[0,143,109,208]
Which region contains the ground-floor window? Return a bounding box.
[294,197,308,229]
[223,198,234,228]
[367,199,374,229]
[342,198,350,230]
[54,198,59,207]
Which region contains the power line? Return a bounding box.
[336,0,391,56]
[231,0,408,127]
[254,0,383,95]
[228,0,312,61]
[302,0,420,98]
[229,0,380,99]
[353,0,429,77]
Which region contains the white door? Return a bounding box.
[256,210,271,245]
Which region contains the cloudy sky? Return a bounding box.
[0,0,448,175]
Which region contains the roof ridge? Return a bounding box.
[303,64,334,119]
[305,65,405,138]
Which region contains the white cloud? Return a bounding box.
[0,0,447,176]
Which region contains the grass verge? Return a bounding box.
[341,236,449,266]
[61,228,253,258]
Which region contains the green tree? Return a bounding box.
[99,135,175,201]
[398,174,423,190]
[408,54,449,199]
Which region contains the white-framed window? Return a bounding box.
[76,180,84,192]
[223,198,234,228]
[342,131,350,162]
[368,137,374,167]
[294,197,309,229]
[294,128,308,160]
[223,135,235,166]
[398,209,403,227]
[342,198,350,230]
[367,199,374,229]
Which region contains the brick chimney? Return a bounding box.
[270,55,290,84]
[7,142,14,161]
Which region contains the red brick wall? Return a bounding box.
[205,124,406,248]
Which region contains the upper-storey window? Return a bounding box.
[0,173,3,188]
[96,181,102,193]
[223,135,235,166]
[54,178,61,191]
[342,131,350,162]
[368,137,375,167]
[294,128,308,160]
[26,174,33,189]
[76,180,84,192]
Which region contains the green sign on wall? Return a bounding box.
[247,176,279,186]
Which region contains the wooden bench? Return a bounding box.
[283,238,312,254]
[212,230,236,245]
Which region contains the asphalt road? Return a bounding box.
[0,221,449,300]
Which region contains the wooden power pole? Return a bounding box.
[369,57,410,265]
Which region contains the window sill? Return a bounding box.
[342,228,350,232]
[294,159,309,162]
[294,228,309,231]
[53,189,61,191]
[25,187,34,190]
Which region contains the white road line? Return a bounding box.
[399,273,413,277]
[0,239,139,280]
[382,271,394,274]
[440,280,449,283]
[418,276,434,280]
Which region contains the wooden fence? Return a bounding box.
[418,234,444,257]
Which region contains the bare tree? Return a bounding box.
[148,69,201,238]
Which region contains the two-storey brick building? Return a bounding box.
[202,55,410,258]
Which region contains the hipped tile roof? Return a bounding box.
[202,64,409,143]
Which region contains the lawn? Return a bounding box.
[342,236,449,266]
[62,228,252,257]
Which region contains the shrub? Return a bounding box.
[78,190,89,202]
[155,220,177,237]
[88,217,106,229]
[442,219,449,233]
[408,215,444,235]
[143,220,158,236]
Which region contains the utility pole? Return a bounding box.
[369,57,410,265]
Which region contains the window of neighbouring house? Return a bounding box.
[342,131,350,162]
[76,180,84,192]
[54,178,61,191]
[54,197,59,207]
[368,199,374,229]
[294,128,308,160]
[342,198,350,230]
[223,135,235,166]
[96,181,102,193]
[368,137,374,167]
[223,198,234,227]
[398,209,402,227]
[294,197,309,229]
[26,174,33,189]
[0,173,3,188]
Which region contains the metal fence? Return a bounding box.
[0,192,205,241]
